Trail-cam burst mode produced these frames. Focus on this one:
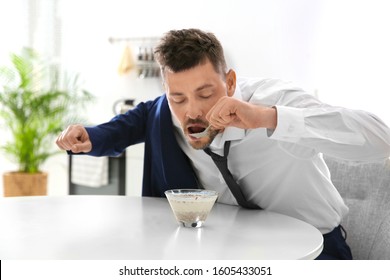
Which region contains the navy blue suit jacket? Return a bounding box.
[85,95,199,197]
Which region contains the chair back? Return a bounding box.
[324,155,390,260]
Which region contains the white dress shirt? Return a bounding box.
[172,77,390,234]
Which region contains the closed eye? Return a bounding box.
[172,98,185,104]
[169,95,186,104]
[199,94,212,99]
[197,89,214,100]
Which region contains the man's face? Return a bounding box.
[164,60,235,150]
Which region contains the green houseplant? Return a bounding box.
[0,47,92,196]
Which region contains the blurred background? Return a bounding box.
[1,0,389,196]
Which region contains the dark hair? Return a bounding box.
[154,28,227,77]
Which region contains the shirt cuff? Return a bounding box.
[267,106,305,141]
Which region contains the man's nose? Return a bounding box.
[186,102,203,119]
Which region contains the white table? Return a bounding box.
[0,196,323,259]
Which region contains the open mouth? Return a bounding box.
[187,126,207,134]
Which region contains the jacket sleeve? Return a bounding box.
[84,100,154,157]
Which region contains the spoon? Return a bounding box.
[189,125,212,138]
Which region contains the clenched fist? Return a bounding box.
[206,96,277,130]
[56,124,92,153]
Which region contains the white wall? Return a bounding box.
[316,1,390,121]
[2,0,390,196]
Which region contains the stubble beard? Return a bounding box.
[188,128,220,150]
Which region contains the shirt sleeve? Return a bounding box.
[251,79,390,161]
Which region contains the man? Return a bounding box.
[56,28,390,259]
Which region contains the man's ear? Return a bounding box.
[226,69,236,97]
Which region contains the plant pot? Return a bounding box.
[3,172,48,197]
